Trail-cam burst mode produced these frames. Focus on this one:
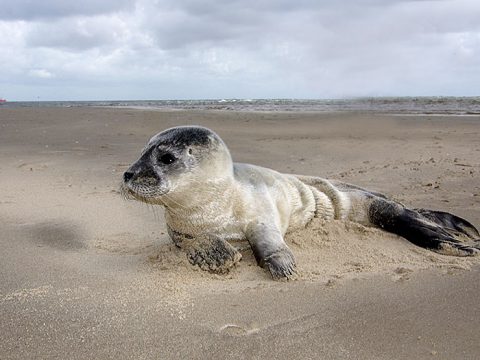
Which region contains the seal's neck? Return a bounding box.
[161,175,235,212]
[162,176,238,236]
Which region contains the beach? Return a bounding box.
[1,107,479,359]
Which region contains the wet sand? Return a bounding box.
[1,108,479,359]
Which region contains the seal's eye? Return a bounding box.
[159,153,176,165]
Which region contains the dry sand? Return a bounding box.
[1,108,479,359]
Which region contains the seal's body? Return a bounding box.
[122,126,480,279]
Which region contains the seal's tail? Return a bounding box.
[368,198,480,256]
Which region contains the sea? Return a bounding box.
[2,97,480,115]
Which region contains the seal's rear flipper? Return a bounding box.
[368,198,480,256]
[413,209,480,239]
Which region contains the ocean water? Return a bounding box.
[2,97,480,114]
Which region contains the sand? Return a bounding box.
[1,108,479,359]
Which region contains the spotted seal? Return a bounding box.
[122,126,480,279]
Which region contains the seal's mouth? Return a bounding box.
[120,178,169,204]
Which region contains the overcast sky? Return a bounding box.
[0,0,478,101]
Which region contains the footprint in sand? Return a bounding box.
[393,267,413,282]
[219,324,260,336]
[17,162,49,171]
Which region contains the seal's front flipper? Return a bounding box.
[246,222,296,280]
[185,236,242,273]
[369,198,480,256]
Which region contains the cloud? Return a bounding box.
[28,68,55,78]
[25,15,131,51]
[0,0,134,20]
[0,0,479,100]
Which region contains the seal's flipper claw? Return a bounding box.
[264,248,297,280]
[246,222,297,280]
[435,240,480,257]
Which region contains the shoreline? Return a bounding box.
[2,95,480,115]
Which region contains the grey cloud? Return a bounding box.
[138,1,266,50]
[142,0,480,54]
[0,0,134,20]
[25,17,128,51]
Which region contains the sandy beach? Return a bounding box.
[1,107,479,359]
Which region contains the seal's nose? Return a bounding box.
[123,171,134,182]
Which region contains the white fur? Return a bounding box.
[162,143,350,242]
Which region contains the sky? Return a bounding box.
[0,0,479,101]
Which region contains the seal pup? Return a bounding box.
[122,126,480,279]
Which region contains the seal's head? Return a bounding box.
[122,126,233,204]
